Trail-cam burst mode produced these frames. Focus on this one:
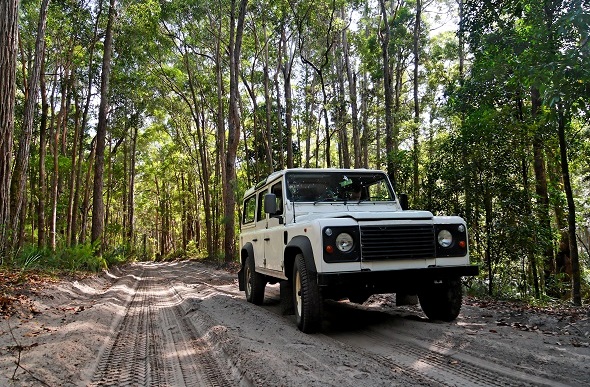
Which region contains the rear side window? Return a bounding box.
[242,195,256,224]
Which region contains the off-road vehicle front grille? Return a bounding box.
[360,225,435,260]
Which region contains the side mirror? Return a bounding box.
[264,193,277,215]
[399,193,408,210]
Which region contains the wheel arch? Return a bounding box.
[284,235,316,281]
[238,243,255,291]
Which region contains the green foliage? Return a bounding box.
[104,245,134,266]
[11,244,106,273]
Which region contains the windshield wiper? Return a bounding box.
[313,197,339,205]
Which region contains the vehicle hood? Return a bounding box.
[294,209,434,223]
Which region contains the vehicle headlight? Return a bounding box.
[437,230,453,248]
[335,233,354,252]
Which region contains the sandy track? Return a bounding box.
[1,261,589,386]
[90,266,236,386]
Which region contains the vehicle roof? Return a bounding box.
[243,168,387,197]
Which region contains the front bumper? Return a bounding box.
[317,265,479,296]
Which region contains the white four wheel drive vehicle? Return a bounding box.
[238,169,479,333]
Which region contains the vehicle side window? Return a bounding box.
[256,190,267,221]
[242,195,256,224]
[271,182,283,215]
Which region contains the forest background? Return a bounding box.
[0,0,589,305]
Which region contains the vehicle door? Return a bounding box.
[253,189,269,269]
[264,181,286,272]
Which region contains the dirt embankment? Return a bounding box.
[1,261,589,386]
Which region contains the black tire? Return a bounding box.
[280,280,295,315]
[244,254,266,305]
[293,254,322,333]
[418,278,463,322]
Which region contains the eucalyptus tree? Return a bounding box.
[290,0,343,167]
[353,3,383,168]
[241,0,275,177]
[336,4,362,168]
[378,0,395,180]
[260,0,279,172]
[0,0,19,259]
[224,0,249,263]
[410,0,420,199]
[67,0,100,248]
[278,3,297,169]
[10,0,50,250]
[91,0,116,255]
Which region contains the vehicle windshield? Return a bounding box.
[286,171,395,203]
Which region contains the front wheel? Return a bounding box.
[244,254,266,305]
[418,278,462,322]
[293,254,322,333]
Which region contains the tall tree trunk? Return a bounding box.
[154,177,163,258]
[342,19,360,169]
[379,0,395,184]
[393,58,403,186]
[126,126,137,245]
[360,74,369,168]
[263,20,274,173]
[38,64,49,248]
[73,0,102,245]
[457,0,464,83]
[104,136,113,249]
[50,78,68,252]
[49,123,59,251]
[281,29,295,169]
[242,72,260,180]
[119,134,127,246]
[457,0,472,229]
[412,0,421,204]
[335,52,349,169]
[320,85,330,167]
[80,139,96,243]
[295,2,336,168]
[557,104,580,306]
[91,0,116,253]
[10,0,50,248]
[516,96,539,298]
[66,88,81,246]
[531,87,554,291]
[274,42,285,170]
[214,15,225,258]
[304,67,312,167]
[522,152,540,298]
[224,0,248,263]
[0,0,20,258]
[181,173,187,252]
[484,182,493,296]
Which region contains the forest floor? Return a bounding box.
[1,260,589,386]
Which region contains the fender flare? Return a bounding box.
[238,243,255,291]
[284,235,317,279]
